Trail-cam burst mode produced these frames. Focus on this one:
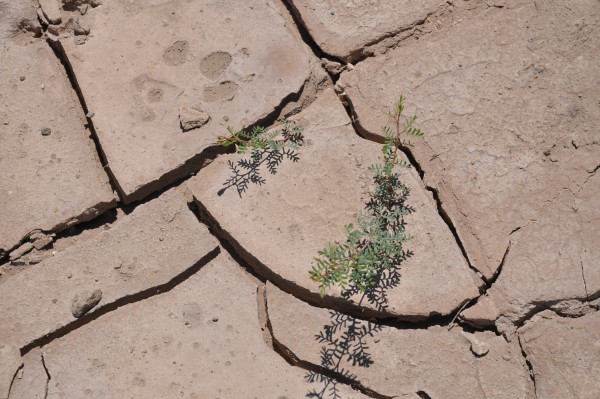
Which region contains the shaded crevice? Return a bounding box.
[278,0,346,82]
[20,246,220,356]
[40,353,51,399]
[517,334,537,397]
[120,145,228,205]
[187,201,267,286]
[486,241,510,288]
[0,204,118,269]
[6,364,24,399]
[192,193,486,326]
[417,391,433,399]
[259,287,390,399]
[457,243,511,331]
[45,38,122,201]
[0,212,114,273]
[424,184,482,282]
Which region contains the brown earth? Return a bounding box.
[0,0,598,398]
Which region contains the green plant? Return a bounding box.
[216,120,304,196]
[309,96,424,297]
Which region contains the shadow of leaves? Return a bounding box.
[218,122,304,197]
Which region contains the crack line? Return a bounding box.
[20,246,220,356]
[6,364,24,399]
[258,287,391,399]
[41,352,51,399]
[335,91,483,284]
[581,261,590,302]
[517,334,538,397]
[45,37,123,202]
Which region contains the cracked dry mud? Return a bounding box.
[0,0,598,398]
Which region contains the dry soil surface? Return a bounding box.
[0,0,598,398]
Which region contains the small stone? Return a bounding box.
[78,4,89,15]
[29,230,45,241]
[38,0,62,24]
[179,107,210,132]
[10,259,26,266]
[27,251,45,265]
[212,317,219,322]
[19,76,26,81]
[47,25,61,36]
[470,339,490,357]
[71,19,90,36]
[41,127,52,136]
[10,242,34,260]
[33,236,53,250]
[321,58,344,75]
[86,112,95,118]
[71,289,102,318]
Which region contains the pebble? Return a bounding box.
[41,127,52,136]
[471,340,490,357]
[71,289,103,318]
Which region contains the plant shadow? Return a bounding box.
[217,123,304,197]
[305,190,416,398]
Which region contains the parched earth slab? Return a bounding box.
[42,253,369,399]
[60,0,312,203]
[287,0,441,61]
[0,3,115,256]
[266,283,534,398]
[0,188,219,350]
[188,88,482,319]
[338,0,600,280]
[462,172,600,335]
[519,310,600,399]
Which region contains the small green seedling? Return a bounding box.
[309,96,424,297]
